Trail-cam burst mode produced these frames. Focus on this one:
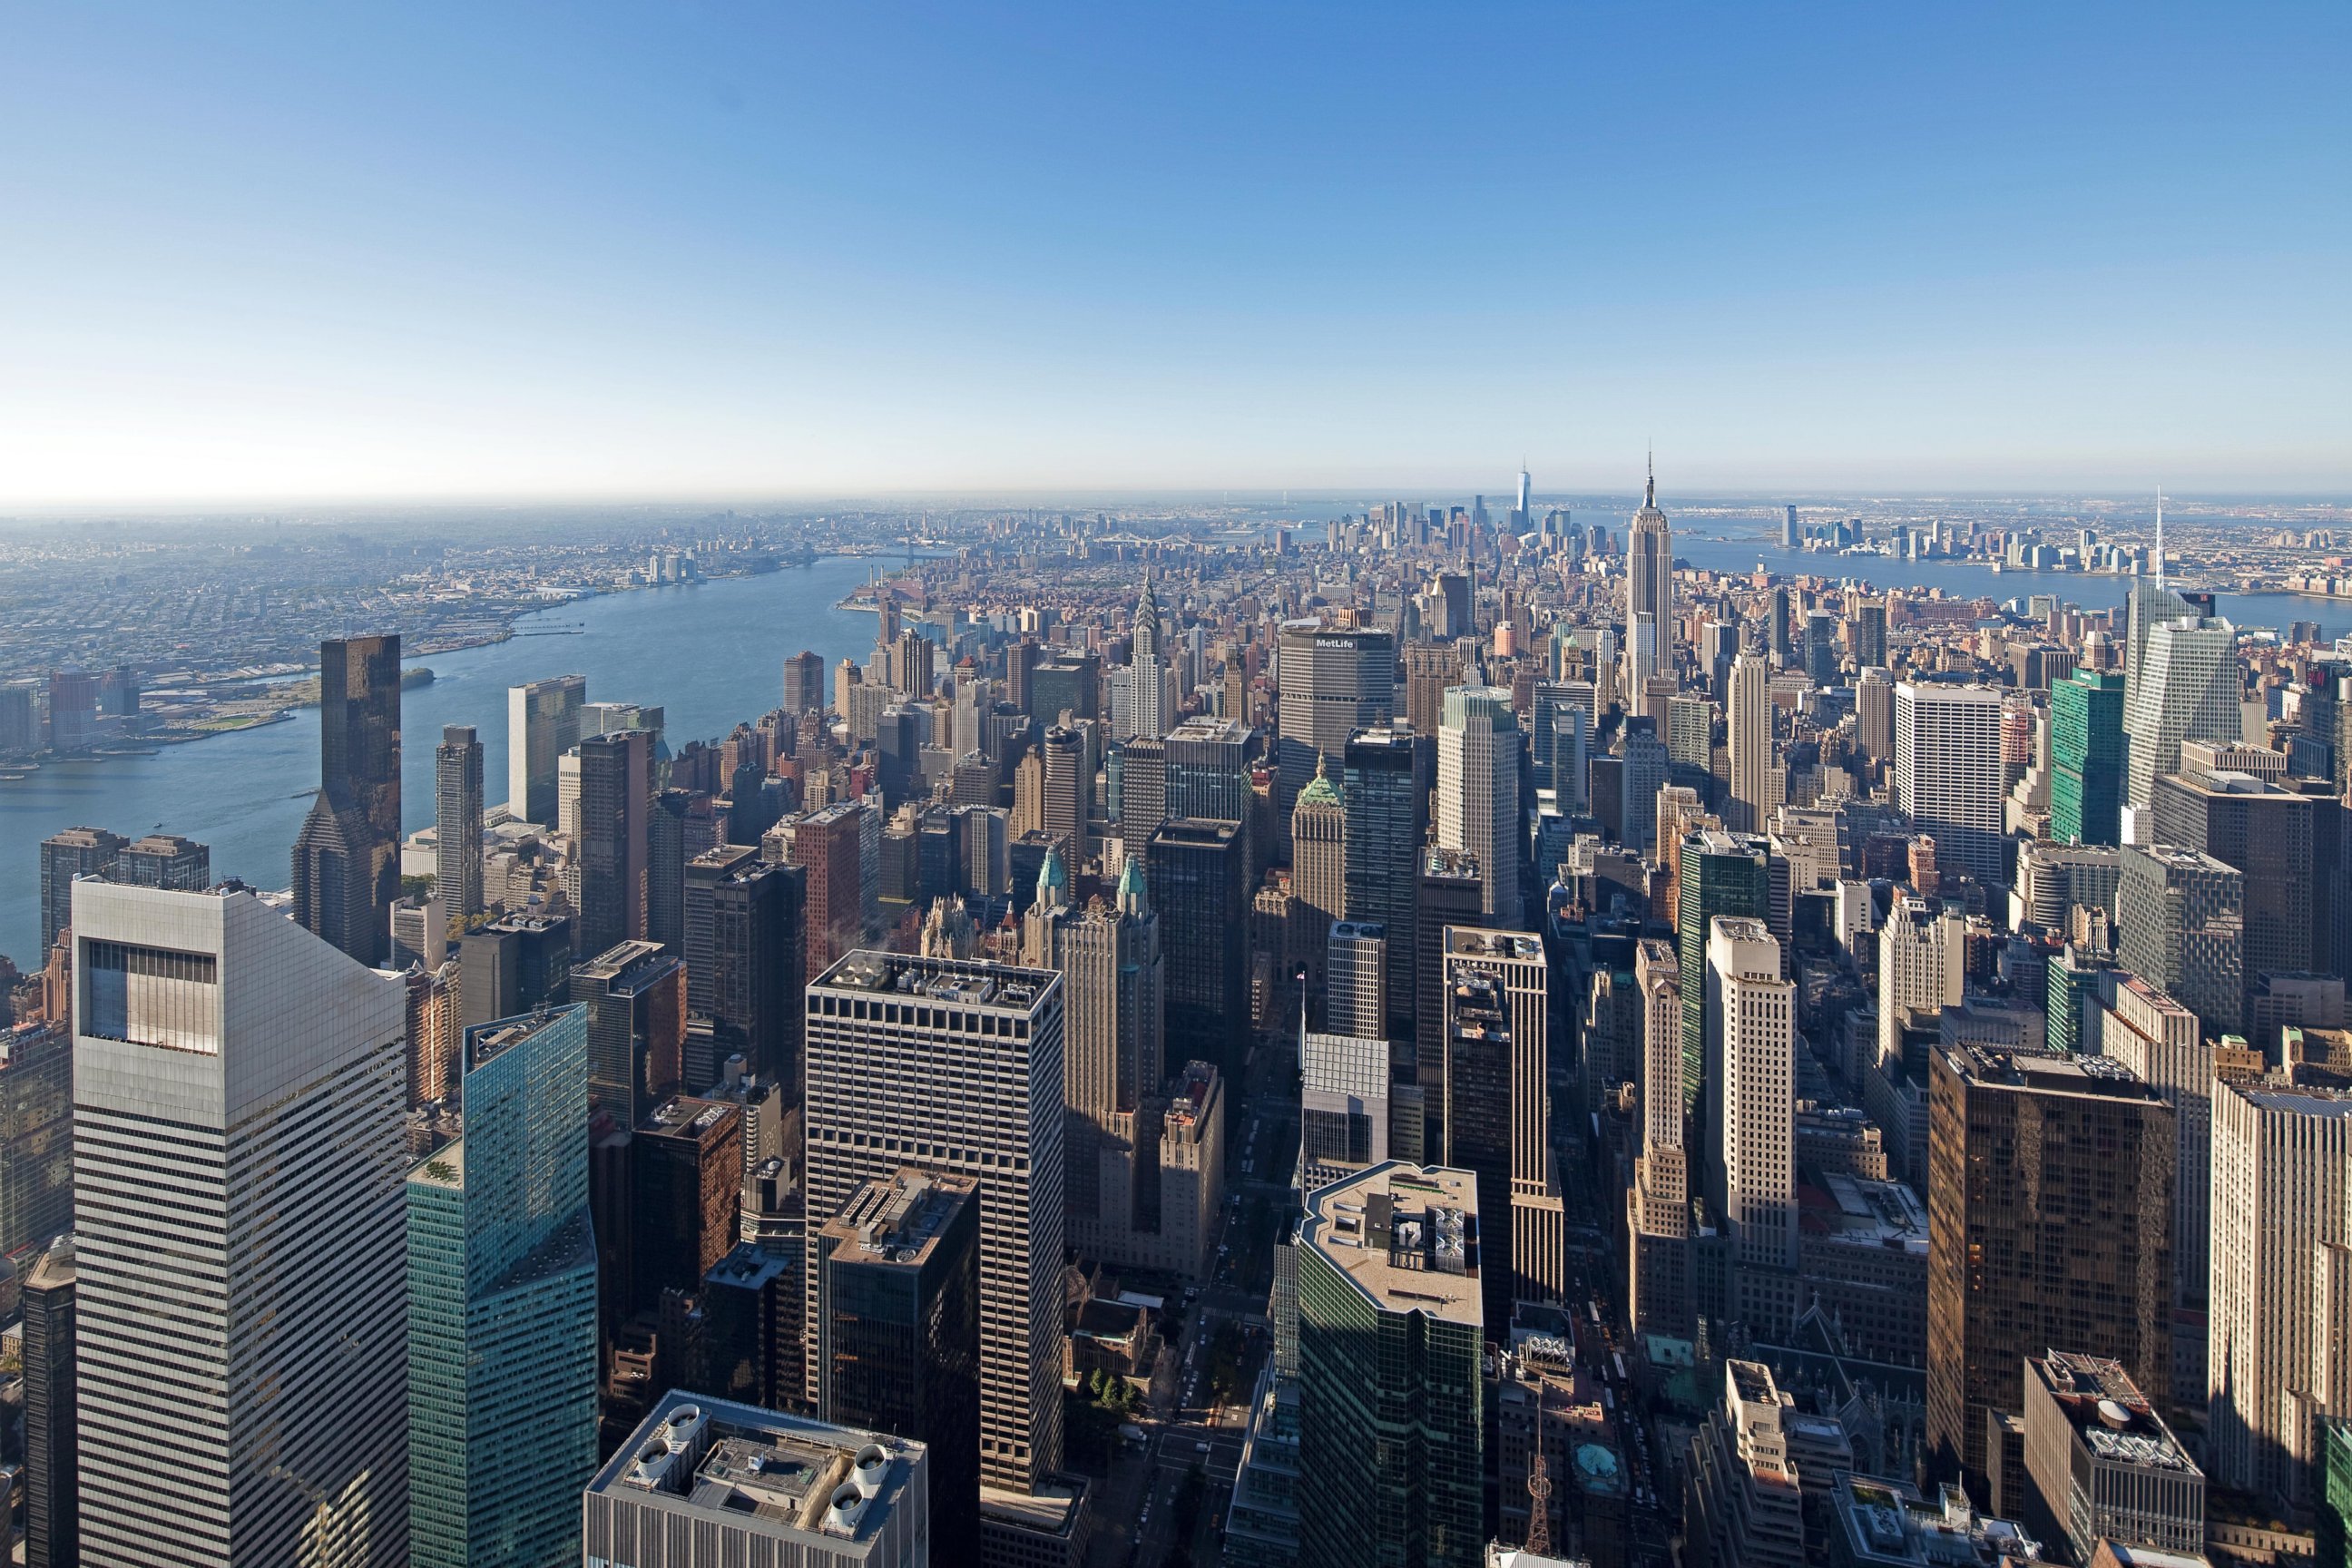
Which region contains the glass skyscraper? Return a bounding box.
[2050,668,2126,846]
[407,1004,599,1568]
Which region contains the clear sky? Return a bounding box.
[3,3,2346,505]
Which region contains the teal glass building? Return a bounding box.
[408,1004,599,1568]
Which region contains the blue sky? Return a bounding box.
[3,3,2346,503]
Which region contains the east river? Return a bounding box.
[0,539,2341,964]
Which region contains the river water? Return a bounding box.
[0,555,884,963]
[4,539,2338,965]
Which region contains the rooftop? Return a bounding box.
[1444,926,1544,961]
[1299,1161,1482,1328]
[818,1168,975,1270]
[814,950,1056,1013]
[591,1391,925,1549]
[2029,1351,2198,1476]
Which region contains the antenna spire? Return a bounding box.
[1644,445,1656,509]
[2154,486,2166,586]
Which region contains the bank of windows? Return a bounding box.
[81,941,220,1054]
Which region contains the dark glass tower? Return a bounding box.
[574,729,651,959]
[684,848,807,1092]
[23,1234,76,1568]
[1344,723,1425,1036]
[2050,669,2126,846]
[1149,818,1249,1077]
[815,1169,983,1551]
[1675,829,1770,1153]
[292,634,403,965]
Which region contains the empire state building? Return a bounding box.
[1627,464,1675,689]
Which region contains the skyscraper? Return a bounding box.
[1325,919,1386,1040]
[804,952,1066,1490]
[574,728,652,958]
[1295,1161,1484,1568]
[1677,830,1770,1128]
[1276,622,1394,849]
[434,723,484,937]
[1024,854,1165,1268]
[115,830,211,892]
[1894,681,2006,888]
[405,1005,598,1568]
[1149,818,1249,1078]
[1926,1045,2174,1502]
[1628,938,1691,1338]
[781,649,827,714]
[22,1233,76,1568]
[2124,613,2239,810]
[790,799,867,983]
[815,1168,983,1548]
[456,910,572,1030]
[1121,581,1169,740]
[1726,653,1770,833]
[508,673,585,827]
[684,848,806,1089]
[1163,712,1254,823]
[2206,1078,2352,1508]
[2050,669,2127,846]
[1627,466,1675,681]
[572,937,685,1126]
[2152,767,2340,991]
[2117,843,2247,1040]
[1436,684,1522,923]
[38,825,126,952]
[1291,756,1347,982]
[1441,926,1560,1322]
[1344,723,1424,1034]
[290,634,403,965]
[1706,917,1796,1279]
[72,878,409,1567]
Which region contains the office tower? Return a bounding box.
[289,634,403,965]
[2021,1351,2204,1565]
[805,952,1066,1489]
[1516,465,1532,524]
[1149,818,1248,1078]
[889,628,936,699]
[72,879,407,1568]
[1677,830,1770,1126]
[1156,1060,1230,1282]
[1024,652,1095,729]
[632,1094,746,1317]
[782,649,827,714]
[1410,848,1486,1128]
[1037,723,1091,862]
[1768,584,1793,667]
[2207,1078,2352,1506]
[40,824,127,949]
[1877,892,1965,1065]
[1707,917,1796,1274]
[1301,1028,1407,1191]
[1726,653,1770,833]
[1628,939,1690,1337]
[1295,1162,1483,1568]
[790,800,867,983]
[1163,713,1253,822]
[1025,854,1164,1267]
[1438,926,1554,1327]
[1275,622,1394,848]
[584,1392,933,1568]
[685,848,806,1089]
[114,830,210,893]
[433,723,484,936]
[1683,1361,1807,1568]
[1620,716,1669,855]
[575,729,652,958]
[1894,681,2006,887]
[406,1006,598,1568]
[1855,667,1894,760]
[1781,503,1799,547]
[573,937,685,1126]
[2126,613,2239,809]
[0,678,37,754]
[2051,669,2127,846]
[876,703,921,810]
[1326,920,1386,1039]
[2094,974,2217,1364]
[2154,767,2340,986]
[648,785,691,955]
[1118,734,1168,844]
[2118,843,2246,1039]
[1291,757,1346,978]
[1855,600,1888,668]
[1628,468,1675,672]
[0,1022,72,1257]
[23,1233,76,1568]
[1926,1045,2174,1502]
[1664,692,1710,773]
[1344,724,1424,1034]
[815,1169,983,1548]
[508,674,587,827]
[456,910,572,1029]
[1404,642,1465,737]
[1436,684,1522,923]
[1120,581,1170,740]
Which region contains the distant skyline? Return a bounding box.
[4,4,2347,504]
